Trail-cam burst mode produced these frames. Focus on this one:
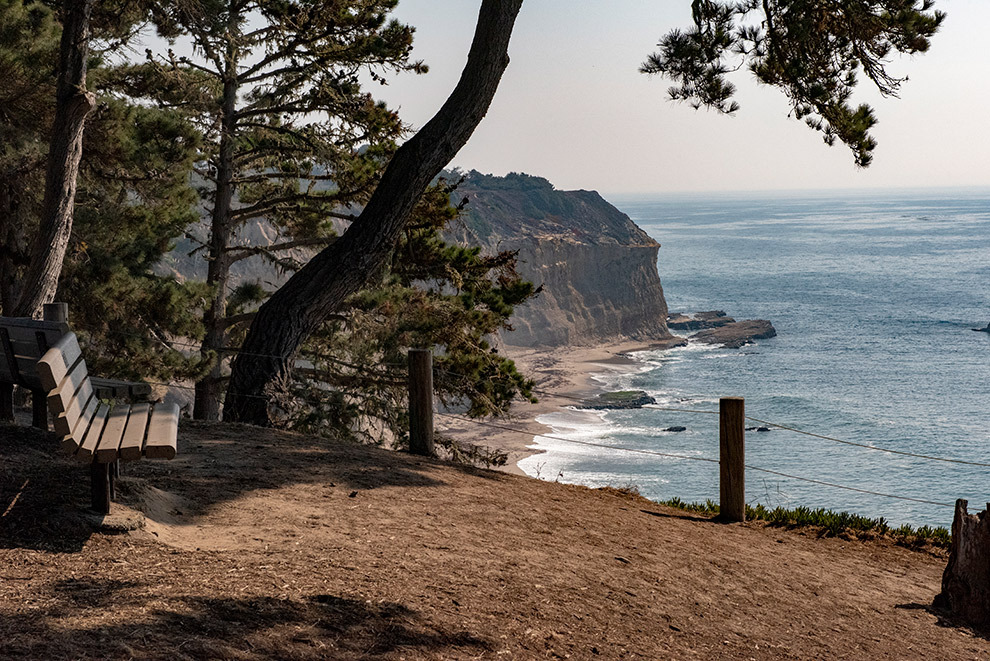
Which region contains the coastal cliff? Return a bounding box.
[445,171,673,347]
[162,170,676,349]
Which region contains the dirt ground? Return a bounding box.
[1,420,987,660]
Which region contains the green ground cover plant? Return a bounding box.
[657,497,951,549]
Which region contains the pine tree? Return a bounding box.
[0,0,207,380]
[12,0,96,318]
[117,0,426,420]
[642,0,945,166]
[0,0,58,311]
[224,0,527,426]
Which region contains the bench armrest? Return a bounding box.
[89,377,153,402]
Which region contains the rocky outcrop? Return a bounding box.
[163,170,677,350]
[445,171,674,347]
[583,390,656,410]
[690,320,777,349]
[667,311,734,331]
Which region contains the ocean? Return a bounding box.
[517,188,990,529]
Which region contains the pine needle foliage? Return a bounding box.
[113,0,427,418]
[0,0,208,381]
[288,177,537,445]
[642,0,945,166]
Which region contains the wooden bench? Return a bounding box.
[0,316,71,426]
[37,331,180,513]
[0,305,153,426]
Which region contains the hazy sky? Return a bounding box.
[374,0,990,194]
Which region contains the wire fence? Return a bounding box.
[67,322,978,513]
[435,411,957,510]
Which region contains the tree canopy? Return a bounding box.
[643,0,945,166]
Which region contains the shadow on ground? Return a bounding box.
[0,424,100,552]
[2,418,509,549]
[0,583,489,660]
[897,602,990,642]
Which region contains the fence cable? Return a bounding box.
[745,415,990,467]
[436,413,957,509]
[435,412,718,465]
[743,465,955,508]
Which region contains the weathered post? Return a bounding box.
[43,302,69,324]
[719,397,745,522]
[408,348,434,456]
[30,302,69,429]
[934,499,990,627]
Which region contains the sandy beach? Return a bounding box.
[436,337,685,475]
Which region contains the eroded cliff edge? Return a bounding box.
[445,171,674,347]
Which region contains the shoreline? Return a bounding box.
[436,337,683,476]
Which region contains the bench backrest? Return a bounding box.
[36,332,178,462]
[0,318,71,390]
[36,332,96,453]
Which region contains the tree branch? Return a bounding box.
[226,236,338,264]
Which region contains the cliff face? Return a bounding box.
[160,171,674,349]
[446,172,672,347]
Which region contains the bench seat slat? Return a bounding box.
[119,402,150,461]
[145,403,179,460]
[76,402,110,462]
[56,389,98,453]
[96,403,130,464]
[53,378,95,439]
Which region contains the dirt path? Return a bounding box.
[1,421,986,659]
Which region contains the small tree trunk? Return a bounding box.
[193,9,241,421]
[224,0,525,425]
[934,499,990,628]
[12,0,96,318]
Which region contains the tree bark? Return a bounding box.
[11,0,96,319]
[934,499,990,629]
[224,0,525,425]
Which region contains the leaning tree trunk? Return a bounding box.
[223,0,525,425]
[934,499,990,628]
[12,0,96,319]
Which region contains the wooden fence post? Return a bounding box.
[43,302,69,324]
[408,348,434,456]
[719,396,745,522]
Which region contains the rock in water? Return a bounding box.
[584,391,656,410]
[667,311,735,331]
[690,320,777,349]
